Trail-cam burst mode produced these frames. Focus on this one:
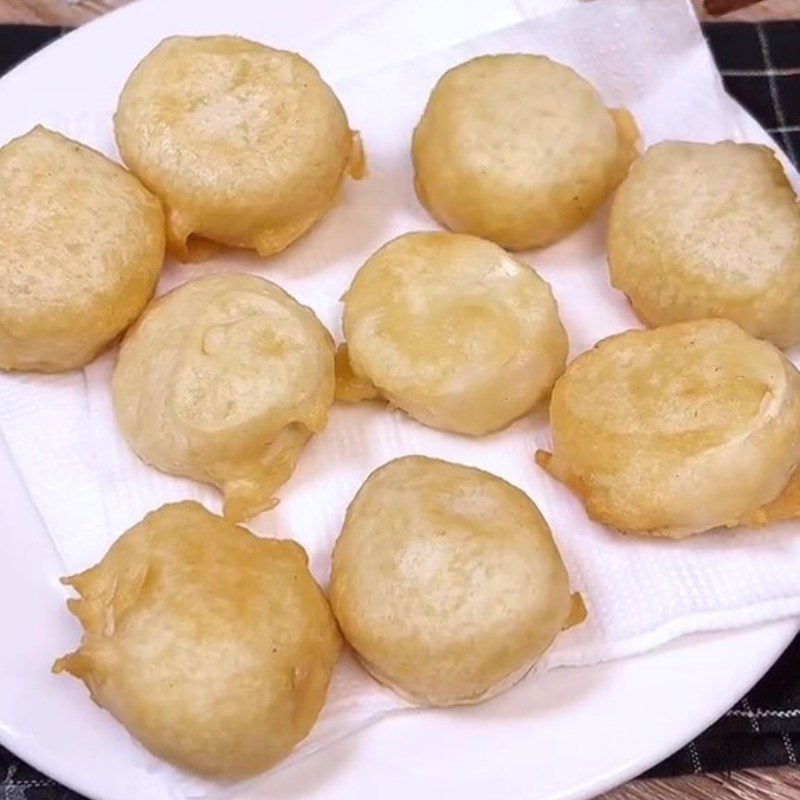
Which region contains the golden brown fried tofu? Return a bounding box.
[54,501,341,778]
[0,126,164,372]
[537,320,800,537]
[608,141,800,348]
[330,456,583,706]
[115,35,363,260]
[338,231,568,435]
[412,54,638,250]
[113,274,335,520]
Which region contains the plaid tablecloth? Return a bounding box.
[0,18,799,800]
[705,22,800,167]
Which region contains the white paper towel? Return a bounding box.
[1,1,800,797]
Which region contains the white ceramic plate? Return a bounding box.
[0,2,798,799]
